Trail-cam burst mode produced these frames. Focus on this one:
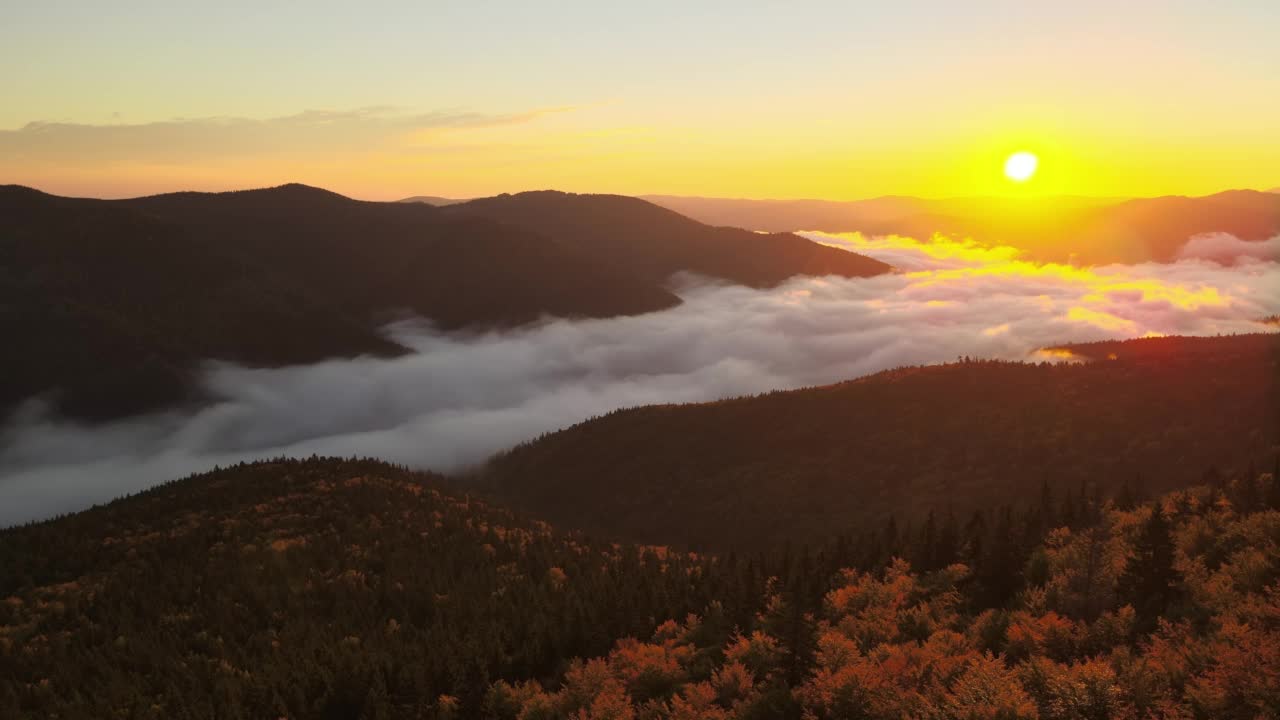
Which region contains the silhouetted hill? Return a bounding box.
[4,184,888,422]
[441,191,892,287]
[1,184,680,420]
[646,191,1280,265]
[115,184,681,332]
[482,334,1280,550]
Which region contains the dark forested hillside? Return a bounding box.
[473,476,1280,720]
[3,458,1277,718]
[482,334,1280,550]
[441,191,892,287]
[0,184,676,420]
[2,184,887,422]
[0,458,737,719]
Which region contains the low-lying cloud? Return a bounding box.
[2,232,1277,526]
[1175,232,1280,264]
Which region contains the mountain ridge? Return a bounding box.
[480,333,1280,550]
[1,184,888,422]
[439,190,892,288]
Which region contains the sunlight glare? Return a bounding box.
[1004,152,1039,182]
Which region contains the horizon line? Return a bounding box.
[8,180,1280,205]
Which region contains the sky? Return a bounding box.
[3,1,1279,200]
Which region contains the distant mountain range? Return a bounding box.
[406,189,1280,265]
[1,184,887,421]
[481,333,1280,550]
[641,191,1280,265]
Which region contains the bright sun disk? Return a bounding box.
[1004,151,1038,182]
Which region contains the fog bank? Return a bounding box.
[2,232,1277,526]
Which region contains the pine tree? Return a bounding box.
[937,510,960,570]
[916,511,938,571]
[1118,506,1182,631]
[961,510,987,572]
[882,516,900,564]
[977,506,1019,607]
[1267,457,1280,510]
[1038,478,1055,527]
[1061,488,1078,528]
[1115,476,1137,511]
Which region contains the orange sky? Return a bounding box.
[3,2,1279,201]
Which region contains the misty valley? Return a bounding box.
[4,5,1280,716]
[4,186,1276,525]
[2,182,1278,719]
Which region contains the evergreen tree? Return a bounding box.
[936,510,960,570]
[916,511,938,570]
[882,516,899,564]
[961,510,987,571]
[1267,457,1280,510]
[1115,476,1137,511]
[1118,506,1182,630]
[976,506,1019,607]
[1038,478,1056,528]
[1061,487,1078,528]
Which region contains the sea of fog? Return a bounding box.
[2,231,1277,526]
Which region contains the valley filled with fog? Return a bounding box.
[2,231,1277,526]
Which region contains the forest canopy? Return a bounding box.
[483,334,1280,549]
[2,455,1278,719]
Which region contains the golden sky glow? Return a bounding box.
[3,2,1279,200]
[808,230,1248,333]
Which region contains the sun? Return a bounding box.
[1004,151,1039,182]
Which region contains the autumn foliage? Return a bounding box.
[3,459,1278,718]
[477,474,1280,720]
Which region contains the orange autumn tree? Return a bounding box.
[480,470,1280,720]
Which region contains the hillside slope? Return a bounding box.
[1,184,678,420]
[482,334,1280,550]
[0,458,730,718]
[442,191,892,287]
[3,185,890,422]
[4,458,1276,718]
[478,477,1280,720]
